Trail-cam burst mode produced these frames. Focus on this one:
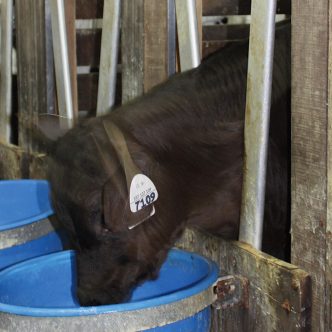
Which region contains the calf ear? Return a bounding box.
[102,171,155,232]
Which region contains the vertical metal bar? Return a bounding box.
[50,0,74,129]
[239,0,277,250]
[96,0,121,116]
[167,0,176,76]
[175,0,200,71]
[0,0,13,143]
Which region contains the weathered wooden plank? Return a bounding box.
[121,0,145,102]
[291,0,329,331]
[326,0,332,328]
[203,0,291,16]
[15,0,47,151]
[143,0,168,92]
[76,29,102,67]
[203,24,250,42]
[76,0,103,19]
[177,229,311,332]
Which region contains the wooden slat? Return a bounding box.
[76,29,102,67]
[121,0,145,102]
[15,0,47,151]
[203,0,291,16]
[203,25,250,42]
[291,0,329,331]
[327,0,332,328]
[76,0,103,19]
[177,229,311,332]
[143,0,168,92]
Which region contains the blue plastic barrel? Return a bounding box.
[0,180,64,269]
[0,249,219,331]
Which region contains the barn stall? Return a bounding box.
[0,0,326,330]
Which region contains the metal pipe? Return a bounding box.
[175,0,200,71]
[45,0,56,115]
[50,0,74,129]
[239,0,277,250]
[0,0,13,143]
[96,0,121,116]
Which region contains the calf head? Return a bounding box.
[46,118,169,306]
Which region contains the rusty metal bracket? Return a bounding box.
[212,275,249,310]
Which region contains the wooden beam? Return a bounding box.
[76,0,103,19]
[203,0,291,16]
[121,0,144,102]
[15,0,47,151]
[177,229,311,331]
[143,0,169,92]
[291,0,329,330]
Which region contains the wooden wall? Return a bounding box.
[291,0,331,331]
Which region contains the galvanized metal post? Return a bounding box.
[45,0,56,115]
[175,0,200,71]
[0,0,13,143]
[96,0,121,116]
[239,0,277,250]
[50,0,74,129]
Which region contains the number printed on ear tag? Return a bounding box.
[129,174,159,213]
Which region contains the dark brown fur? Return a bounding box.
[47,24,290,306]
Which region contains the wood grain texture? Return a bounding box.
[121,0,144,102]
[15,0,47,151]
[76,0,103,19]
[203,0,290,16]
[291,0,329,331]
[327,0,332,329]
[177,229,311,332]
[143,0,168,92]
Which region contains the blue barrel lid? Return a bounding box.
[0,249,219,317]
[0,180,54,231]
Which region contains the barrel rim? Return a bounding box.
[0,249,219,317]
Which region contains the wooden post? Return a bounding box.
[143,0,169,92]
[15,0,48,151]
[121,0,145,102]
[121,0,169,102]
[292,0,329,330]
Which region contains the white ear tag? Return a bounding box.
[129,174,158,213]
